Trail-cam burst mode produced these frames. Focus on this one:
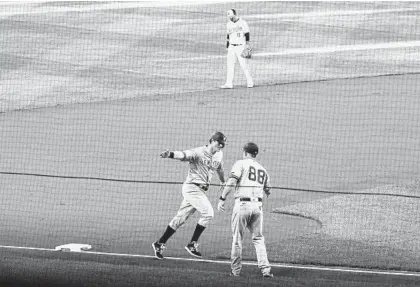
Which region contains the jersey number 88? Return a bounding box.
[248,166,266,184]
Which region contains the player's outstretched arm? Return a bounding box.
[160,150,186,160]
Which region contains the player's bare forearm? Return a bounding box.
[217,169,226,183]
[218,177,237,212]
[221,177,237,199]
[160,150,186,160]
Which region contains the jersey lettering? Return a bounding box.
[227,18,249,45]
[200,158,221,169]
[184,146,223,185]
[227,26,243,34]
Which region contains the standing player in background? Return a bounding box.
[220,9,254,89]
[218,142,273,278]
[152,132,227,259]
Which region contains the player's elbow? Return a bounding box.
[174,151,187,161]
[227,178,238,187]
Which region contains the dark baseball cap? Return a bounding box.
[210,131,227,147]
[243,142,258,156]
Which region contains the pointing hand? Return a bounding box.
[160,150,170,158]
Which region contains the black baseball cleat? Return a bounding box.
[184,241,202,258]
[263,272,274,278]
[230,271,240,277]
[152,241,165,259]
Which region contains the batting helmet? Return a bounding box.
[243,142,259,157]
[210,131,227,147]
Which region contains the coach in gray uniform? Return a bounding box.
[218,142,273,278]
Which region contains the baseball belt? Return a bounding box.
[239,197,263,202]
[192,183,209,191]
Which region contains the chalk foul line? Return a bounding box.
[1,244,420,277]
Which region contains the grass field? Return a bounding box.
[1,1,420,286]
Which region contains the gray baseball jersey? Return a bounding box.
[182,146,223,185]
[229,158,271,199]
[169,146,223,230]
[229,157,272,276]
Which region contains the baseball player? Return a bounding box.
[218,142,273,278]
[220,9,254,89]
[152,132,227,259]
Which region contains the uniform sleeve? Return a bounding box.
[182,148,197,162]
[242,20,250,34]
[229,161,243,181]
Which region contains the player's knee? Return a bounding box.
[202,205,214,218]
[207,207,214,218]
[205,212,214,221]
[169,218,184,230]
[197,205,214,226]
[198,215,213,227]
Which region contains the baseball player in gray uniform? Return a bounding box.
[218,142,273,278]
[152,132,227,259]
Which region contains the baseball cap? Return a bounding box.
[227,9,236,16]
[243,142,258,156]
[210,131,227,147]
